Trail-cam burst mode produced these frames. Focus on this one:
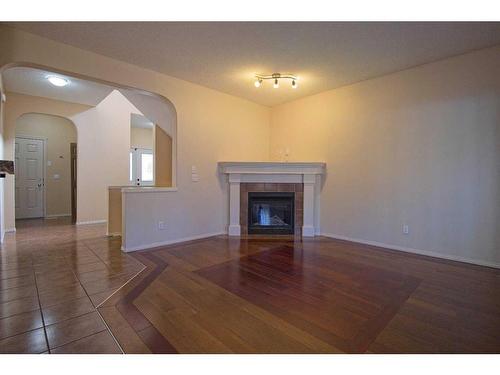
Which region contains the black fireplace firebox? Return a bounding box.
[248,192,295,235]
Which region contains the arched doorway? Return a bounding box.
[1,63,178,232]
[15,113,77,223]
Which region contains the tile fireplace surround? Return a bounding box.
[218,162,326,237]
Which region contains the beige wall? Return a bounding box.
[107,187,122,235]
[2,93,90,230]
[154,125,172,187]
[270,46,500,266]
[130,127,153,149]
[5,25,495,266]
[16,113,76,217]
[69,90,144,224]
[121,90,177,186]
[2,91,144,227]
[0,26,271,241]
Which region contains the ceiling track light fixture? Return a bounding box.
[254,73,298,89]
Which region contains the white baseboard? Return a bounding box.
[321,232,500,269]
[302,225,316,237]
[2,228,16,244]
[76,220,107,225]
[228,225,241,236]
[45,214,71,219]
[122,231,226,252]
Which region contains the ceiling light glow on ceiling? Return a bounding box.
[254,73,298,89]
[47,76,70,87]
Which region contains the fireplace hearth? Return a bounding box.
[248,192,295,235]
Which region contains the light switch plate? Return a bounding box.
[191,165,199,182]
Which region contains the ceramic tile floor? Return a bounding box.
[0,217,144,354]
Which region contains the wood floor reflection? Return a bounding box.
[196,245,420,353]
[2,218,500,353]
[106,236,500,353]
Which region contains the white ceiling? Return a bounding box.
[6,22,500,106]
[3,67,157,129]
[2,67,114,106]
[131,113,154,129]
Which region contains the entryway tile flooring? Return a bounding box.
[0,217,143,353]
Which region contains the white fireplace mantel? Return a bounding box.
[218,161,326,237]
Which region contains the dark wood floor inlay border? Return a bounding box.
[114,252,177,353]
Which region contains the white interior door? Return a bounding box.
[130,148,154,186]
[15,137,45,219]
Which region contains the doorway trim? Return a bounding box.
[70,142,77,223]
[15,134,47,219]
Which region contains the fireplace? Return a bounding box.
[239,182,304,236]
[248,192,295,235]
[219,162,325,237]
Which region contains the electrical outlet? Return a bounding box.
[402,224,409,235]
[158,221,166,230]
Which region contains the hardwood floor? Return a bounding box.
[196,244,420,353]
[1,218,500,353]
